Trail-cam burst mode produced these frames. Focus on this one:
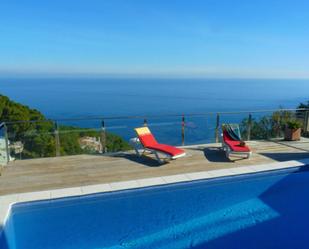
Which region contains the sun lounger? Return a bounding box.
[221,124,252,159]
[130,127,186,164]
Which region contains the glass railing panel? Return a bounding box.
[145,116,182,146]
[57,119,102,156]
[5,121,55,160]
[0,124,8,165]
[236,110,302,141]
[2,108,308,162]
[184,115,216,145]
[103,118,135,153]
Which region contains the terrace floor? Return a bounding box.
[1,138,309,196]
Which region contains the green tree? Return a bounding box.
[0,94,131,159]
[241,110,303,140]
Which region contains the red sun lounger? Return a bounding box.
[222,124,252,159]
[131,127,186,164]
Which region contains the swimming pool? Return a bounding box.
[1,167,309,249]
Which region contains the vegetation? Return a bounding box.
[241,108,306,140]
[58,125,131,156]
[0,94,131,159]
[286,120,302,130]
[0,95,56,158]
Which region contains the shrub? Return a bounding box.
[287,120,302,130]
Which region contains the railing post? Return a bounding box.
[276,112,281,138]
[4,123,10,164]
[215,113,220,143]
[304,110,309,133]
[54,121,61,157]
[247,113,252,141]
[143,118,147,127]
[100,120,106,153]
[181,115,185,146]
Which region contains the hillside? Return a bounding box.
[0,95,131,159]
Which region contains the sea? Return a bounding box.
[0,78,308,145]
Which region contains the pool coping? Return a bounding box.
[1,158,309,232]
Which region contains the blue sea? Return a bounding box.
[0,78,308,144]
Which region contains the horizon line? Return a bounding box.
[0,72,309,80]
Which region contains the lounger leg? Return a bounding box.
[225,147,231,158]
[154,151,164,164]
[130,138,144,157]
[134,147,141,156]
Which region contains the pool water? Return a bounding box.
[1,168,309,249]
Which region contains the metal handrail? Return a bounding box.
[2,108,309,125]
[1,107,309,162]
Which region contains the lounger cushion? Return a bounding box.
[135,126,185,158]
[138,133,158,147]
[147,143,185,157]
[225,140,251,152]
[223,131,251,152]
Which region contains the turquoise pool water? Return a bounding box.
[1,168,309,249]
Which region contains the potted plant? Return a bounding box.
[284,120,302,141]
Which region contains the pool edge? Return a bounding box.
[1,157,309,233]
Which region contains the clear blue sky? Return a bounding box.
[1,0,308,78]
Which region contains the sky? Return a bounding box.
[0,0,309,78]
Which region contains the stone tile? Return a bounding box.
[0,194,18,205]
[109,180,140,191]
[162,174,191,184]
[279,160,305,168]
[186,171,214,181]
[230,166,256,175]
[0,203,10,226]
[18,191,51,202]
[249,163,278,172]
[208,169,236,177]
[137,177,166,187]
[50,187,83,199]
[81,184,112,195]
[249,161,305,172]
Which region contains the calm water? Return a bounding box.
[1,78,308,117]
[1,168,309,249]
[0,78,308,144]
